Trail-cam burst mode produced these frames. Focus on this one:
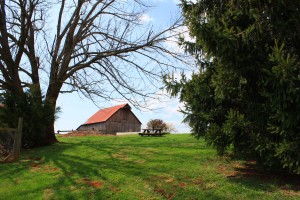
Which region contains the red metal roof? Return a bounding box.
[83,103,129,125]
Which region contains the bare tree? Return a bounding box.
[147,119,168,131]
[165,123,178,133]
[0,0,185,145]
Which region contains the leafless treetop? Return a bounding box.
[0,0,188,108]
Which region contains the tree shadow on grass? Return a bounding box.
[0,136,194,180]
[43,138,193,181]
[0,140,157,198]
[223,160,300,194]
[0,136,242,199]
[45,137,214,199]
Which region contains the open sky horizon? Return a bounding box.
[55,0,193,133]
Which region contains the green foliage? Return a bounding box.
[221,109,253,156]
[263,42,300,174]
[165,0,300,173]
[0,90,59,148]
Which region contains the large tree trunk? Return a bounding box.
[44,83,61,145]
[44,100,58,145]
[45,116,58,145]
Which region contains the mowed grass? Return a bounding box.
[0,134,299,200]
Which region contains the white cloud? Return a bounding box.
[164,25,195,54]
[139,14,153,23]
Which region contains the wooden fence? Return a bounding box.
[0,118,23,162]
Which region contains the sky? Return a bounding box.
[54,0,193,133]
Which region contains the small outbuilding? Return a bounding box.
[76,103,141,133]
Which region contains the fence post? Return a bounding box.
[13,118,23,161]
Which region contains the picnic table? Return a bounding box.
[138,128,165,136]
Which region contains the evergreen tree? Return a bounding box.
[165,0,300,173]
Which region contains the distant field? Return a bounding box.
[0,134,299,200]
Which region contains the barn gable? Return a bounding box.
[77,103,141,133]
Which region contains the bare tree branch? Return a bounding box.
[0,0,189,108]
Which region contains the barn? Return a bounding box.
[76,103,141,133]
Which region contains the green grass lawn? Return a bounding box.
[0,134,299,200]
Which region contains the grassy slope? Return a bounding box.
[0,134,299,200]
